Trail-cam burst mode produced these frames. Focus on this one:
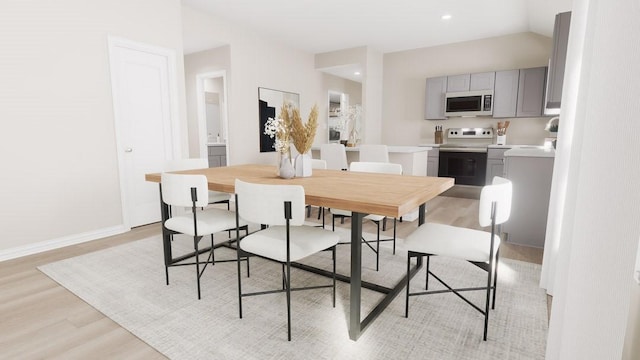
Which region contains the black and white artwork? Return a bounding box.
[258,87,300,152]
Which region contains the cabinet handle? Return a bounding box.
[125,148,133,153]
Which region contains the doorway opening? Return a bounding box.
[196,71,229,165]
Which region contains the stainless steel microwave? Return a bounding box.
[445,90,494,117]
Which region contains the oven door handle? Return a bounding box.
[439,147,487,153]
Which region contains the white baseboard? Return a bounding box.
[0,225,130,262]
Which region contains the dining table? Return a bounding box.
[146,163,453,340]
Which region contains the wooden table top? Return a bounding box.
[146,164,453,218]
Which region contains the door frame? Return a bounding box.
[196,70,229,164]
[107,35,182,229]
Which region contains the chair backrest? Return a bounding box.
[164,158,209,172]
[349,161,402,175]
[479,176,512,227]
[235,179,305,226]
[320,143,348,170]
[310,159,327,170]
[359,144,389,163]
[161,173,209,208]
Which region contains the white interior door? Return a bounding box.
[109,38,178,228]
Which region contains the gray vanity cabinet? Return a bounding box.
[208,146,227,167]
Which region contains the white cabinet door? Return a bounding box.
[427,148,439,176]
[446,74,471,92]
[493,70,520,118]
[517,67,547,117]
[425,76,447,120]
[470,72,495,91]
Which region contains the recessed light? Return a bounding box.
[441,14,452,20]
[354,71,361,76]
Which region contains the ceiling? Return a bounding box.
[182,0,572,82]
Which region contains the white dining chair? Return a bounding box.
[234,179,339,341]
[404,176,512,341]
[161,173,248,299]
[359,144,389,163]
[320,143,348,171]
[330,161,403,271]
[164,158,231,205]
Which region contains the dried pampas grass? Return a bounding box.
[289,104,318,154]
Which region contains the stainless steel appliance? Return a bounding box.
[439,127,493,186]
[445,90,494,117]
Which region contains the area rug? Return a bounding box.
[39,228,548,359]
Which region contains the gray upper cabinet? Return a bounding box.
[425,76,447,120]
[516,67,547,117]
[492,70,520,118]
[446,74,471,92]
[545,11,572,115]
[469,72,495,91]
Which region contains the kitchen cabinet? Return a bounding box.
[545,11,572,115]
[446,74,470,92]
[427,147,439,176]
[208,145,227,168]
[469,72,495,91]
[516,67,547,117]
[503,149,555,248]
[425,76,447,120]
[492,70,520,118]
[485,146,511,184]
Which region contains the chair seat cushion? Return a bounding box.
[208,191,230,204]
[164,208,246,237]
[404,222,500,263]
[240,226,339,262]
[331,208,385,222]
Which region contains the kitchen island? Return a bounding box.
[311,145,431,176]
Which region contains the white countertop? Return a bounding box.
[419,143,441,148]
[312,145,430,153]
[207,143,226,147]
[504,146,555,158]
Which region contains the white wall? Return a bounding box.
[182,6,324,166]
[183,45,231,156]
[382,32,553,146]
[0,0,187,258]
[544,0,640,358]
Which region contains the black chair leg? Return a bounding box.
[195,236,201,300]
[405,252,411,317]
[286,261,292,341]
[392,218,397,254]
[425,255,430,290]
[492,251,500,309]
[332,246,336,307]
[483,262,493,341]
[382,217,387,231]
[375,221,380,271]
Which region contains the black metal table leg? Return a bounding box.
[349,212,364,340]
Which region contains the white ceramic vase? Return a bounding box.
[279,155,295,179]
[294,153,312,177]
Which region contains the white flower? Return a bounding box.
[264,117,290,154]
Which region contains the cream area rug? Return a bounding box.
[39,227,548,360]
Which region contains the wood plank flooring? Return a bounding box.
[0,195,544,359]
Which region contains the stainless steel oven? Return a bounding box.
[438,128,493,186]
[439,149,487,186]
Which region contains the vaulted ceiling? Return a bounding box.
[182,0,572,54]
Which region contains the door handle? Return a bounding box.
[125,148,133,153]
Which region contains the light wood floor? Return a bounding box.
[0,195,544,359]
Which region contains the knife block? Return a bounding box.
[434,130,443,144]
